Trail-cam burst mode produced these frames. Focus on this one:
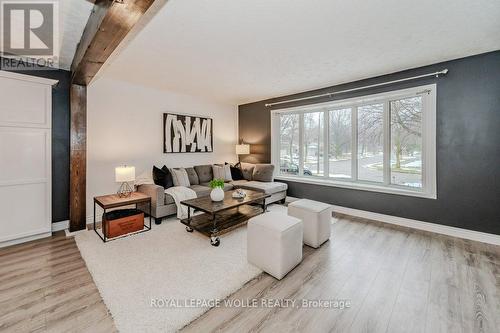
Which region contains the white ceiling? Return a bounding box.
[0,0,92,70]
[59,0,94,70]
[98,0,500,105]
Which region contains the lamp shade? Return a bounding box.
[115,166,135,182]
[235,144,250,155]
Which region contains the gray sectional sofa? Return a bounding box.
[137,163,287,224]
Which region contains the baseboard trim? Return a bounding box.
[332,205,500,246]
[52,220,69,232]
[0,232,52,248]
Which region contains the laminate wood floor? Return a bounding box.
[182,215,500,333]
[1,216,499,333]
[0,231,116,333]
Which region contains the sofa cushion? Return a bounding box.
[194,165,213,183]
[185,167,199,185]
[252,164,275,182]
[240,162,255,181]
[164,193,175,205]
[200,182,234,192]
[189,185,211,198]
[236,181,287,195]
[223,183,235,191]
[231,179,249,187]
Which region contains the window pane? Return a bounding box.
[390,96,423,188]
[303,111,324,176]
[279,114,300,176]
[329,108,352,179]
[358,103,384,182]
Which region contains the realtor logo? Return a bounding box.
[1,0,59,69]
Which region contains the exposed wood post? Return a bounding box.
[69,0,157,231]
[70,84,87,232]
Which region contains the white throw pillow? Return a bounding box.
[212,165,232,182]
[212,165,225,180]
[170,168,191,187]
[223,164,233,182]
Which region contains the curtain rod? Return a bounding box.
[265,69,449,108]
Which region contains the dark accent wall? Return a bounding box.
[1,59,70,222]
[239,51,500,235]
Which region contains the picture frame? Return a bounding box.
[163,113,214,153]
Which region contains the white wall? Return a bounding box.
[87,77,238,220]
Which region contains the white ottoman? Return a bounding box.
[288,199,333,248]
[247,212,303,280]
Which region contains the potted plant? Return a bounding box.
[209,178,225,202]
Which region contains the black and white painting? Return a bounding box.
[163,113,213,153]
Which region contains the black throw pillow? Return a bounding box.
[152,166,165,186]
[153,166,174,189]
[161,165,174,188]
[226,162,244,181]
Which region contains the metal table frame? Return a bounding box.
[181,193,269,247]
[93,196,152,243]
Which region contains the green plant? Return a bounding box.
[209,178,225,189]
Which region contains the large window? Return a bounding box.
[390,97,423,188]
[303,111,324,176]
[358,103,384,183]
[279,113,300,176]
[272,85,436,198]
[329,108,352,179]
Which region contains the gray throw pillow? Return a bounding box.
[185,167,199,185]
[240,162,255,181]
[194,165,213,183]
[171,168,191,187]
[252,164,275,182]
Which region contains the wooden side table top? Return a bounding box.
[94,192,151,209]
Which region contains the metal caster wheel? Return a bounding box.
[186,226,194,232]
[210,237,220,247]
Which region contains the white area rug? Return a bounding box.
[74,206,282,333]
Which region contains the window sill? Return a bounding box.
[275,175,437,199]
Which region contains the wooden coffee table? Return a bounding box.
[180,189,270,246]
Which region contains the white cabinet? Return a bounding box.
[0,70,57,247]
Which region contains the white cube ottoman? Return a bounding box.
[247,212,303,280]
[288,199,333,248]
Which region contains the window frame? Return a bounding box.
[271,84,437,199]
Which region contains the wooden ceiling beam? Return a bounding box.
[71,0,156,85]
[69,0,157,232]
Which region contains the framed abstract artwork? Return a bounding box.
[163,113,213,153]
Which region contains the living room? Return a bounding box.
[1,0,499,332]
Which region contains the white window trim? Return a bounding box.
[271,84,437,199]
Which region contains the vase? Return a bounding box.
[210,187,224,202]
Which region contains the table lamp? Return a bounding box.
[115,166,135,198]
[235,143,250,155]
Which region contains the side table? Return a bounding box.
[93,192,152,242]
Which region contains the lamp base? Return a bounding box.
[117,182,133,198]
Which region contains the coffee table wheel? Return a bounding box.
[186,226,194,232]
[210,236,220,247]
